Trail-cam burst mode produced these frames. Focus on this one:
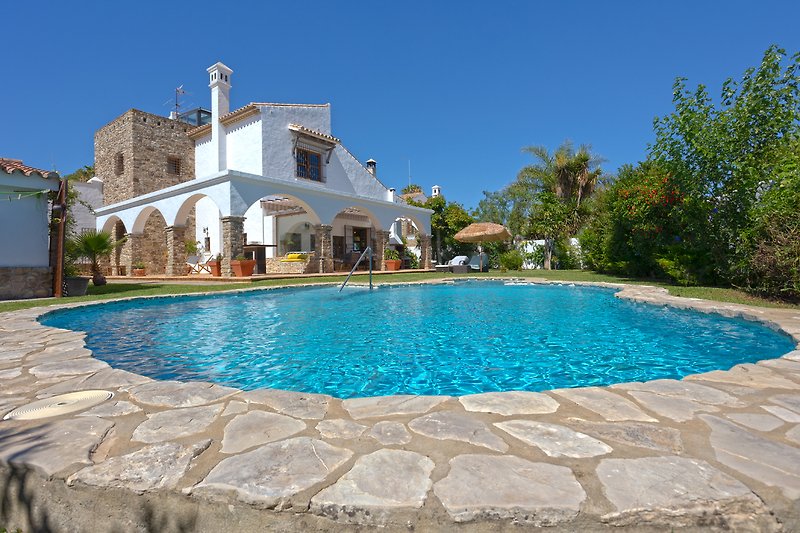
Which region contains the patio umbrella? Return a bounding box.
[454,222,512,271]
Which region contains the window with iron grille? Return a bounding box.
[296,147,322,181]
[115,153,124,175]
[167,157,181,176]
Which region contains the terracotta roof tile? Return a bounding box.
[288,123,340,145]
[0,158,59,179]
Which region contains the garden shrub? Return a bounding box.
[499,250,524,271]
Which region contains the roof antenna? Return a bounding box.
[174,85,186,118]
[408,159,412,189]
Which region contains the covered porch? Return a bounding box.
[94,169,433,277]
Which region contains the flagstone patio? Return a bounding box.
[0,282,799,532]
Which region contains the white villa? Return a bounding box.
[94,62,433,276]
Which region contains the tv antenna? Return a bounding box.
[408,159,412,189]
[174,85,186,116]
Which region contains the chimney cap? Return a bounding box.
[207,61,233,75]
[366,159,377,164]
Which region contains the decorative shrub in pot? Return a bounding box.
[132,262,146,277]
[231,254,256,277]
[384,248,402,271]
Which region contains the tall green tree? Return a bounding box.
[408,195,474,262]
[651,45,800,283]
[64,165,94,182]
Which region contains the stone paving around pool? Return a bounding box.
[1,281,799,532]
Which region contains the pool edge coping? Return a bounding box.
[1,278,800,531]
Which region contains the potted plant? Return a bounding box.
[208,254,222,277]
[230,254,256,277]
[132,262,147,277]
[69,230,125,286]
[62,241,90,296]
[384,248,402,271]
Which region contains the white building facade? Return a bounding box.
[0,159,61,298]
[94,62,432,276]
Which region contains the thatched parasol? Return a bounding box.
[454,222,511,243]
[454,222,512,271]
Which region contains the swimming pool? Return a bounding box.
[40,281,795,398]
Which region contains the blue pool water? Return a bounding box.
[40,282,795,398]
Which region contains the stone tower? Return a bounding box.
[94,110,197,275]
[95,109,195,205]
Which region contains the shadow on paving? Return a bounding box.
[0,425,198,533]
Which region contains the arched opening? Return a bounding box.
[175,193,222,257]
[98,216,128,276]
[331,206,382,272]
[240,194,323,275]
[389,215,424,269]
[130,207,169,275]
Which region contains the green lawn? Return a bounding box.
[0,270,796,314]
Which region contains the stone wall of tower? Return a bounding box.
[95,109,197,275]
[94,109,196,206]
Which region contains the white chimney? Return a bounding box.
[387,187,396,202]
[207,62,233,172]
[366,158,377,176]
[432,184,441,198]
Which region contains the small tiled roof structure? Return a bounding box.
[0,158,59,180]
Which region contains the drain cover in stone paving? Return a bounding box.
[2,390,113,420]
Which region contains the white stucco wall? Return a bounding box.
[0,194,51,267]
[194,197,222,255]
[243,202,266,244]
[194,136,214,178]
[71,180,104,235]
[226,115,263,176]
[260,105,330,185]
[334,145,390,200]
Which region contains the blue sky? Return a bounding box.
[4,1,799,209]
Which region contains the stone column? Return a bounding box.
[221,216,245,277]
[165,225,187,276]
[314,224,334,273]
[375,230,390,271]
[122,233,144,276]
[419,233,432,270]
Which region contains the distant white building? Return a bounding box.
[71,177,103,235]
[94,62,433,276]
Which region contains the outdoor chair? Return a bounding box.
[468,252,490,272]
[187,252,213,274]
[435,255,469,273]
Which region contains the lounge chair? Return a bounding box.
[468,252,490,272]
[187,252,213,274]
[435,255,469,273]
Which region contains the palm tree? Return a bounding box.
[517,141,604,268]
[520,141,603,208]
[69,230,125,286]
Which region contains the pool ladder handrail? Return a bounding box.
[339,246,373,292]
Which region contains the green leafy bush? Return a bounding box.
[499,250,524,271]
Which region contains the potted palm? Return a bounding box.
[231,254,256,277]
[70,230,125,287]
[384,248,402,271]
[62,239,90,296]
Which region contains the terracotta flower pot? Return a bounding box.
[132,268,146,277]
[208,260,222,277]
[384,259,402,271]
[231,259,256,277]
